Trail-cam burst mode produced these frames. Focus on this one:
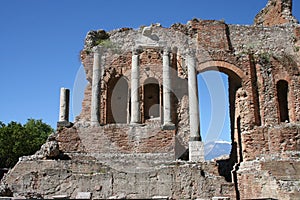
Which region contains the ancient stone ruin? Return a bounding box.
[1,0,300,199]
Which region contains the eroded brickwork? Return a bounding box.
[254,0,298,26]
[1,0,300,199]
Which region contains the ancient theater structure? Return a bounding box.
[1,0,300,199]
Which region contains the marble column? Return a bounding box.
[130,48,141,124]
[59,87,70,122]
[187,53,204,162]
[162,48,175,129]
[91,46,102,125]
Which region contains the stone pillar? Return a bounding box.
[59,87,70,122]
[91,46,102,125]
[162,48,175,129]
[130,48,141,124]
[187,53,204,162]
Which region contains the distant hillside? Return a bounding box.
[204,141,231,160]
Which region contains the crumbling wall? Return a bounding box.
[57,123,175,155]
[238,159,300,199]
[1,1,300,199]
[254,0,298,26]
[2,159,236,199]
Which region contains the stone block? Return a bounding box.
[0,197,12,200]
[151,196,170,199]
[212,197,230,200]
[189,141,204,162]
[75,192,92,199]
[52,194,69,199]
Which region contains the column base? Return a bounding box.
[189,141,204,162]
[57,121,73,128]
[129,122,144,127]
[90,121,100,127]
[162,122,175,130]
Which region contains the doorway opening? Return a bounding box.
[106,76,129,124]
[143,78,160,120]
[197,68,242,183]
[276,80,289,123]
[197,71,231,160]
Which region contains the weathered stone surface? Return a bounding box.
[75,192,92,199]
[59,88,70,123]
[2,159,236,199]
[1,1,300,199]
[84,29,110,50]
[254,0,298,26]
[242,124,300,161]
[238,160,300,199]
[35,140,60,159]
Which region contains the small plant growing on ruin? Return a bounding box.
[259,52,271,63]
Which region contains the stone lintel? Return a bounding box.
[135,41,167,51]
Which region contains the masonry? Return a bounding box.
[1,0,300,199]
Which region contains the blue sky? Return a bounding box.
[0,0,299,142]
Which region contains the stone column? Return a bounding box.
[59,87,70,122]
[187,53,204,162]
[91,46,102,125]
[130,48,141,124]
[162,48,175,129]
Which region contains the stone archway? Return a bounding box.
[197,61,245,183]
[198,61,244,144]
[276,80,289,123]
[143,78,160,120]
[106,76,129,124]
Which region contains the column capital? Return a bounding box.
[132,46,142,55]
[163,47,171,56]
[186,49,196,57]
[92,46,103,54]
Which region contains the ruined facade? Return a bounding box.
[1,0,300,199]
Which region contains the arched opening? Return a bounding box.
[143,78,160,120]
[276,80,289,122]
[197,64,242,183]
[106,76,129,124]
[198,71,231,160]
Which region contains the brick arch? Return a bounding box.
[197,61,246,82]
[196,60,246,181]
[275,78,296,123]
[276,79,289,123]
[273,68,296,122]
[140,67,163,86]
[103,52,133,85]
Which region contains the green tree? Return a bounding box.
[0,119,53,168]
